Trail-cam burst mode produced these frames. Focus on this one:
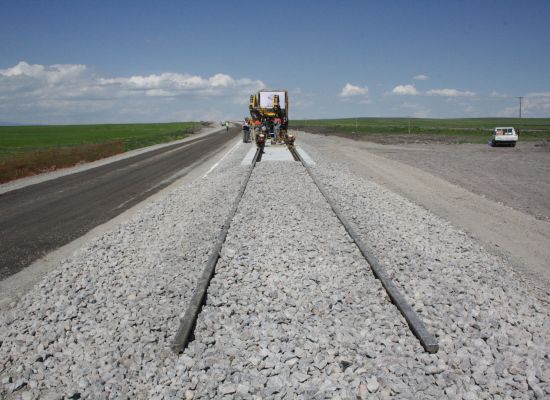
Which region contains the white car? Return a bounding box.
[491,127,518,147]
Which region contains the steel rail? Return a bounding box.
[171,146,263,353]
[288,145,439,353]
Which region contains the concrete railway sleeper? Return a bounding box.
[171,144,438,354]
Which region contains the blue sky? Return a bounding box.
[1,0,549,123]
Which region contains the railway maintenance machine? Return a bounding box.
[249,89,295,147]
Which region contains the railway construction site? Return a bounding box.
[1,123,549,399]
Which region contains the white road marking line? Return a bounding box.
[203,140,242,178]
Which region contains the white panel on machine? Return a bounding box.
[259,91,286,109]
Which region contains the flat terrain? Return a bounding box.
[299,131,550,221]
[0,122,197,157]
[0,127,238,280]
[364,141,550,221]
[298,131,550,291]
[0,122,200,182]
[292,117,550,144]
[2,139,548,398]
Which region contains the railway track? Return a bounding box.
[171,144,438,354]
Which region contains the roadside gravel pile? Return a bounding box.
[300,141,550,399]
[0,145,249,399]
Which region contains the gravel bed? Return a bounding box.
[300,141,550,399]
[1,138,549,399]
[0,144,250,399]
[179,161,423,399]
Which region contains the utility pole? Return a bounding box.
[516,96,523,118]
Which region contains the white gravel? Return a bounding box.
[0,144,250,399]
[301,142,550,399]
[182,162,418,399]
[1,139,549,399]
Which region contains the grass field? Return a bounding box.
[291,118,550,143]
[0,122,198,183]
[0,122,197,158]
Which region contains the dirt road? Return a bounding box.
[298,131,550,292]
[364,141,550,221]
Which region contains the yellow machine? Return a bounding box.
[249,89,294,146]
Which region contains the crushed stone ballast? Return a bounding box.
[172,144,438,354]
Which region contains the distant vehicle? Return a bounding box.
[491,127,518,147]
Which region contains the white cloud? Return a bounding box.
[400,102,431,118]
[0,61,87,82]
[339,83,368,97]
[0,62,265,99]
[392,84,420,95]
[145,89,174,97]
[412,109,431,118]
[523,92,550,114]
[496,92,550,117]
[0,61,265,123]
[413,74,429,81]
[98,72,263,96]
[426,88,476,97]
[497,106,519,117]
[526,91,550,98]
[489,91,508,98]
[401,102,419,109]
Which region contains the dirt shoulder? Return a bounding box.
[298,131,550,293]
[301,130,550,221]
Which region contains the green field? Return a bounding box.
[291,118,550,143]
[0,122,197,159]
[0,122,199,182]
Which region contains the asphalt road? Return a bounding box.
[0,127,240,280]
